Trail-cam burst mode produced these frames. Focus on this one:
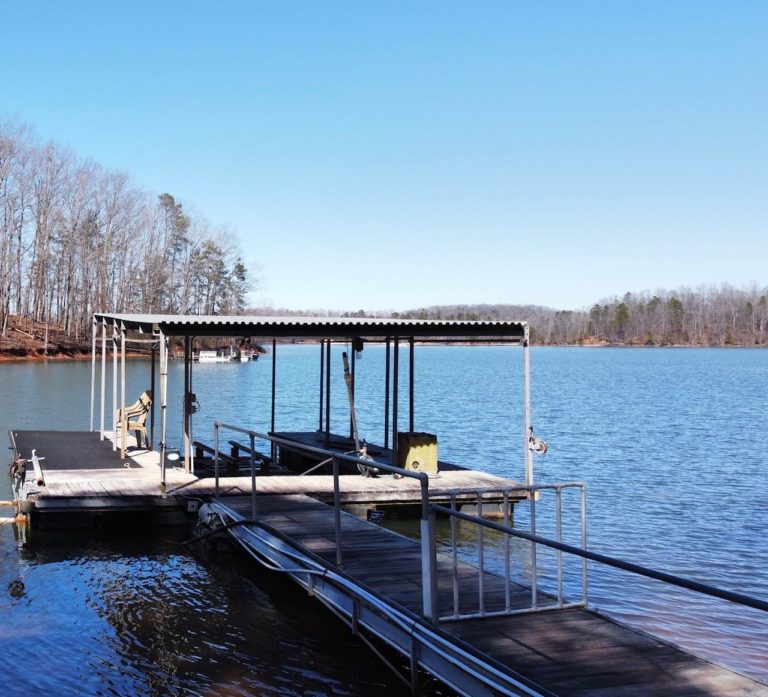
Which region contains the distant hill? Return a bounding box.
[253,285,768,347]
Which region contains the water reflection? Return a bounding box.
[0,523,409,696]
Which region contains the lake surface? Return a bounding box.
[1,345,767,693]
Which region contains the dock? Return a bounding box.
[7,313,768,695]
[10,430,528,523]
[10,428,768,695]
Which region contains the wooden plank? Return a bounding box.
[217,494,768,697]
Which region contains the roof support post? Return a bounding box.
[183,336,192,474]
[409,337,415,433]
[324,339,331,445]
[159,330,168,493]
[318,340,325,431]
[392,337,399,466]
[384,338,390,449]
[112,320,118,451]
[150,341,156,450]
[271,338,277,463]
[120,323,127,458]
[90,316,96,432]
[100,319,107,440]
[523,326,533,486]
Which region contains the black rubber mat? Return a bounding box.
[9,431,129,470]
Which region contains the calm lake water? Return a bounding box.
[1,345,767,693]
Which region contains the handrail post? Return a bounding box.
[581,484,589,605]
[477,493,485,616]
[250,432,257,520]
[420,477,438,623]
[504,490,511,611]
[556,486,564,606]
[332,457,342,568]
[214,422,220,499]
[530,486,538,610]
[451,493,459,618]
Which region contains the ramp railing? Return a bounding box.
[211,421,440,622]
[432,483,768,623]
[434,482,588,621]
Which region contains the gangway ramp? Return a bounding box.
[206,495,767,697]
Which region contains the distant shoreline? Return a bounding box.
[1,342,764,363]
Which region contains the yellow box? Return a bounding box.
[397,432,438,474]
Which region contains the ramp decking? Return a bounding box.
[213,494,768,697]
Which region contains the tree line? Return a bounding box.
[3,119,765,350]
[392,285,768,346]
[0,118,251,341]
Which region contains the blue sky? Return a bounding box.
[2,1,766,312]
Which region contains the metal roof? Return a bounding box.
[93,313,528,341]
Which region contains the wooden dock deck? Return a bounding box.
[211,494,768,697]
[9,430,527,520]
[9,429,768,695]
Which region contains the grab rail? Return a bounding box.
[212,422,440,622]
[211,499,549,697]
[439,482,587,621]
[432,502,768,618]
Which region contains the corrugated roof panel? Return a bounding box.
[93,313,527,341]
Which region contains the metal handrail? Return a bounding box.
[212,500,548,697]
[441,482,587,620]
[212,421,439,621]
[433,503,768,615]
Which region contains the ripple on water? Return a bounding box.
[0,528,399,696]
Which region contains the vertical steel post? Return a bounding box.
[410,637,421,696]
[350,345,357,440]
[90,317,96,432]
[409,337,414,433]
[477,494,485,615]
[504,491,511,611]
[250,432,257,519]
[451,494,459,617]
[214,422,220,499]
[112,321,118,451]
[556,487,564,606]
[530,487,538,610]
[184,336,191,473]
[159,332,168,493]
[150,342,156,450]
[392,338,399,466]
[100,319,106,439]
[120,323,127,458]
[333,456,342,567]
[324,339,331,443]
[582,484,589,605]
[384,338,390,449]
[420,482,438,623]
[271,338,277,463]
[523,326,533,486]
[318,341,325,431]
